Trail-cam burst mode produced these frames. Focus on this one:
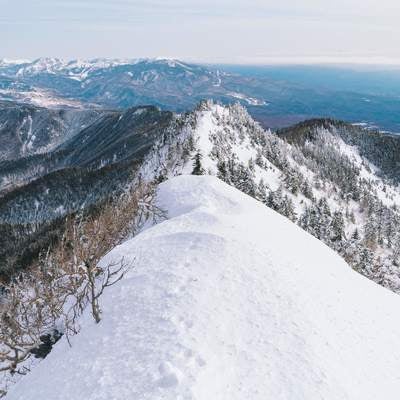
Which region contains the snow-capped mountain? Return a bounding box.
[1,58,400,132]
[6,175,400,400]
[0,58,232,110]
[13,58,132,78]
[10,58,202,81]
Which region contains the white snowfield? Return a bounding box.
[7,175,400,400]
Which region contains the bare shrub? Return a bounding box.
[0,182,165,377]
[0,269,61,374]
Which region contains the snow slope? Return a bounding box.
[6,175,400,399]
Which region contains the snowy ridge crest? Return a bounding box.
[6,175,400,400]
[181,102,400,293]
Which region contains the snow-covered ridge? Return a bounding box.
[2,57,201,81]
[183,102,400,293]
[6,175,400,399]
[13,58,134,80]
[0,87,87,109]
[0,59,31,66]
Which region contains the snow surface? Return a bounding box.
[6,57,198,82]
[6,175,400,399]
[0,88,86,109]
[227,91,268,106]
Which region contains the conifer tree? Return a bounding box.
[330,210,345,243]
[281,195,297,222]
[217,161,228,182]
[192,152,205,175]
[357,247,374,272]
[256,180,268,204]
[352,228,360,241]
[364,219,378,250]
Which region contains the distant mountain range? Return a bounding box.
[1,58,399,132]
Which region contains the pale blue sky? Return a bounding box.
[2,0,400,64]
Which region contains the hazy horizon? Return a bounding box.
[2,0,400,65]
[3,57,400,70]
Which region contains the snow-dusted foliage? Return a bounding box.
[183,101,400,293]
[0,182,164,394]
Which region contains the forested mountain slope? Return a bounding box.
[2,100,400,296]
[183,102,400,293]
[0,106,182,222]
[0,104,195,276]
[0,101,102,162]
[279,119,400,183]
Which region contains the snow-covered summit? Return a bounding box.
[13,58,134,79]
[7,175,400,399]
[9,57,200,79]
[0,59,31,66]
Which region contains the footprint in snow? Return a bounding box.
[157,361,183,388]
